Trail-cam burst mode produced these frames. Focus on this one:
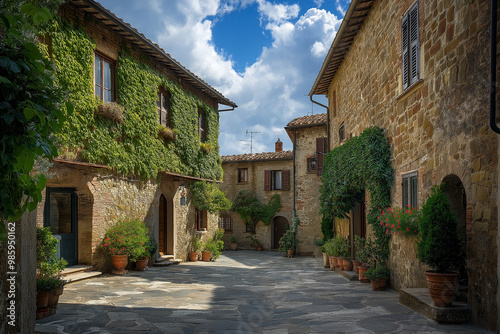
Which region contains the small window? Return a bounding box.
[265,170,290,191]
[218,215,232,232]
[238,168,248,183]
[273,171,282,190]
[402,1,420,90]
[339,122,345,142]
[195,208,206,231]
[198,108,207,142]
[402,171,418,208]
[94,53,115,102]
[157,88,171,127]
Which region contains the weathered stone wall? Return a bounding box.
[326,0,497,329]
[293,125,327,255]
[221,158,294,251]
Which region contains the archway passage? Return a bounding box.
[442,174,468,302]
[272,216,289,249]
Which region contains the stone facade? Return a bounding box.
[311,0,498,330]
[221,151,294,251]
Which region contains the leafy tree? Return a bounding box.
[190,181,231,214]
[231,190,281,233]
[0,0,71,242]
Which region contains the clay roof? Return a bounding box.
[309,0,375,96]
[286,113,327,128]
[69,0,237,109]
[221,151,293,163]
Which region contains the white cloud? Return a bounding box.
[128,0,342,155]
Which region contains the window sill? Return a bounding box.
[237,182,249,185]
[195,229,207,235]
[396,79,424,101]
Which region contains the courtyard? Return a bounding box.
[35,251,491,334]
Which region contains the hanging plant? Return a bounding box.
[320,127,393,250]
[95,102,125,124]
[158,124,178,141]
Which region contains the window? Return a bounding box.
[402,171,418,208]
[238,168,248,183]
[402,1,419,90]
[94,53,114,102]
[339,122,345,142]
[264,170,290,191]
[195,208,206,231]
[218,215,232,231]
[198,108,207,142]
[157,88,171,127]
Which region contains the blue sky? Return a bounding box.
[97,0,350,155]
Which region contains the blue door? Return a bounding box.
[44,188,78,266]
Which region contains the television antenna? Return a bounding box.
[239,130,261,154]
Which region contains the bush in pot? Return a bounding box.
[230,236,239,251]
[190,237,203,261]
[278,230,298,257]
[417,184,462,307]
[365,263,390,291]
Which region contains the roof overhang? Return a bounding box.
[68,0,237,109]
[309,0,375,96]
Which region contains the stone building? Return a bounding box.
[310,0,498,330]
[35,0,237,266]
[220,144,294,251]
[221,114,327,255]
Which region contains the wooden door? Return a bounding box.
[159,194,167,254]
[272,216,288,249]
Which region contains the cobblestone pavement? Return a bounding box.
[36,251,492,334]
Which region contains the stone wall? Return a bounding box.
[221,159,294,251]
[292,125,327,255]
[325,0,497,329]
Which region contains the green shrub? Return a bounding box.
[278,230,297,253]
[365,263,390,281]
[417,184,461,272]
[101,219,149,262]
[36,227,67,278]
[192,237,203,252]
[204,239,223,261]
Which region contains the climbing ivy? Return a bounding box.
[319,127,393,249]
[189,181,231,214]
[48,21,223,180]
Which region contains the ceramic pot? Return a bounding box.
[342,259,353,271]
[287,249,294,258]
[329,256,336,271]
[112,255,128,274]
[257,245,263,251]
[230,242,238,251]
[425,271,459,307]
[48,287,64,308]
[371,278,388,291]
[323,252,330,268]
[358,265,370,283]
[189,252,199,261]
[201,251,212,262]
[36,290,50,309]
[135,257,149,271]
[352,260,361,274]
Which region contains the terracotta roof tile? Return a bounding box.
[286,113,327,128]
[222,151,293,163]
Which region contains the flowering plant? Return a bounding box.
[378,205,420,236]
[102,219,149,261]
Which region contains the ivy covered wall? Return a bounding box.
[49,22,223,180]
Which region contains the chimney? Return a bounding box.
[275,138,283,152]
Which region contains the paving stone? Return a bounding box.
[35,251,492,334]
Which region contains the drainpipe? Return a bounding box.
[218,106,235,112]
[293,129,297,215]
[491,0,500,134]
[309,95,330,151]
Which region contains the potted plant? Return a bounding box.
[190,237,203,261]
[352,236,365,274]
[230,236,239,251]
[314,239,328,268]
[101,219,149,274]
[203,239,224,261]
[364,263,390,291]
[47,276,67,309]
[278,230,298,257]
[338,237,352,271]
[248,236,263,251]
[417,184,462,307]
[324,238,337,270]
[355,237,372,283]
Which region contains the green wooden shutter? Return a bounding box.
[409,2,420,85]
[402,12,409,90]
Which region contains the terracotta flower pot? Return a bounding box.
[112,254,128,274]
[48,287,64,308]
[257,245,263,251]
[189,252,199,261]
[201,251,212,262]
[135,257,149,271]
[371,278,387,291]
[352,260,361,274]
[425,271,459,307]
[287,249,294,258]
[230,242,238,251]
[358,266,370,283]
[329,256,337,271]
[342,259,353,271]
[36,290,50,309]
[323,252,330,268]
[335,257,342,269]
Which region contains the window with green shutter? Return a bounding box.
[402,1,419,90]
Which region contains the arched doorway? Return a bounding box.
[272,216,288,249]
[158,194,174,255]
[442,174,468,301]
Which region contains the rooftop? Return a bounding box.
[221,151,293,163]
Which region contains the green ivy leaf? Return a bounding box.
[23,107,35,120]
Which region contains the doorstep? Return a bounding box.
[399,288,472,324]
[334,268,359,281]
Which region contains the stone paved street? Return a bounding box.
[36,251,491,334]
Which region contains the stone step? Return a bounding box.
[157,254,175,262]
[153,259,182,267]
[334,268,359,281]
[59,265,102,284]
[399,288,472,324]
